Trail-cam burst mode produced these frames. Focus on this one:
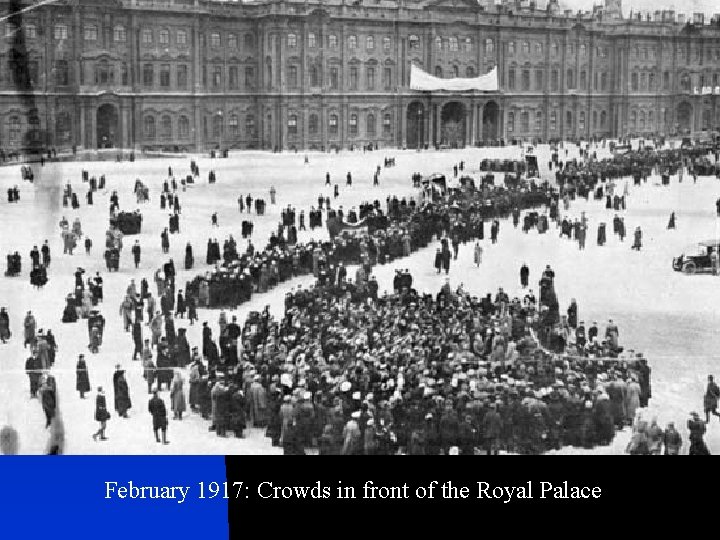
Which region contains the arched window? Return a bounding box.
[178,116,189,138]
[435,66,443,78]
[601,72,608,91]
[288,114,297,135]
[566,69,574,89]
[367,114,376,135]
[649,71,656,91]
[580,70,587,90]
[229,114,238,136]
[466,66,475,77]
[366,36,374,50]
[309,114,319,135]
[366,67,375,89]
[435,36,442,51]
[349,114,358,135]
[8,116,21,142]
[507,111,514,133]
[144,116,155,139]
[383,113,392,135]
[160,115,172,139]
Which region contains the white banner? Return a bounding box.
[409,64,498,92]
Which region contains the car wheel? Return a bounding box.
[683,262,696,274]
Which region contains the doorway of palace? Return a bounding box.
[440,102,465,148]
[676,102,693,133]
[406,102,425,149]
[482,101,499,142]
[96,104,119,149]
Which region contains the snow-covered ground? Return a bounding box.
[0,142,718,455]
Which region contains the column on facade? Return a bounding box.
[434,104,440,146]
[478,102,484,142]
[90,101,97,150]
[400,100,407,148]
[465,104,472,147]
[423,106,430,147]
[79,103,87,149]
[469,103,476,146]
[427,100,434,147]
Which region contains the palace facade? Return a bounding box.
[1,0,720,152]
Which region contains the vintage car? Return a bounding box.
[673,240,720,274]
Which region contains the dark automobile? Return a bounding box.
[673,240,720,274]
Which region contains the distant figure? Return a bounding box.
[631,227,642,251]
[704,375,720,423]
[148,391,169,444]
[667,212,676,230]
[473,242,483,267]
[688,412,710,455]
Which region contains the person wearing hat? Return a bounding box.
[342,411,362,455]
[93,387,110,441]
[113,366,132,418]
[148,391,169,445]
[705,375,720,423]
[76,354,91,399]
[663,422,682,455]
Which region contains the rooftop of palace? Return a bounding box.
[7,0,720,35]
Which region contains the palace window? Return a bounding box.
[329,114,338,134]
[409,35,420,49]
[288,33,297,48]
[212,66,222,88]
[383,37,391,51]
[535,110,542,132]
[160,64,170,87]
[485,39,494,55]
[466,66,475,77]
[141,28,153,44]
[600,110,607,128]
[580,70,586,90]
[246,115,255,135]
[244,34,254,48]
[384,67,392,89]
[330,67,338,89]
[309,114,318,135]
[366,67,375,89]
[535,69,544,90]
[566,111,573,130]
[680,73,690,92]
[245,67,254,89]
[435,36,442,51]
[566,68,574,89]
[507,112,514,133]
[329,34,338,49]
[550,110,557,131]
[229,66,238,89]
[465,37,473,52]
[367,114,376,135]
[229,34,237,48]
[631,73,638,91]
[580,44,586,57]
[143,64,154,87]
[366,36,374,50]
[54,59,69,86]
[383,114,391,135]
[310,65,320,87]
[349,114,358,135]
[508,68,515,90]
[288,115,297,135]
[84,25,98,41]
[308,33,316,48]
[435,66,443,78]
[521,69,530,90]
[288,66,298,88]
[177,30,187,45]
[551,69,558,91]
[54,24,68,40]
[8,116,21,142]
[535,43,542,56]
[449,37,458,52]
[25,24,37,39]
[210,33,220,48]
[579,111,585,130]
[348,35,357,49]
[521,42,529,55]
[508,41,515,55]
[144,116,155,139]
[178,116,189,138]
[159,29,169,45]
[160,115,172,139]
[520,111,529,132]
[601,72,608,91]
[551,42,558,57]
[350,66,358,89]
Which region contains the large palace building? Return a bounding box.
[1,0,720,152]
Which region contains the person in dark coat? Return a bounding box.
[688,412,710,455]
[184,243,194,270]
[132,320,143,360]
[520,263,529,288]
[283,417,306,455]
[25,354,42,398]
[175,290,186,318]
[704,375,720,423]
[132,241,141,268]
[567,299,578,329]
[92,387,110,441]
[0,307,11,343]
[667,212,676,230]
[39,377,57,428]
[113,367,132,418]
[148,391,169,444]
[76,354,90,399]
